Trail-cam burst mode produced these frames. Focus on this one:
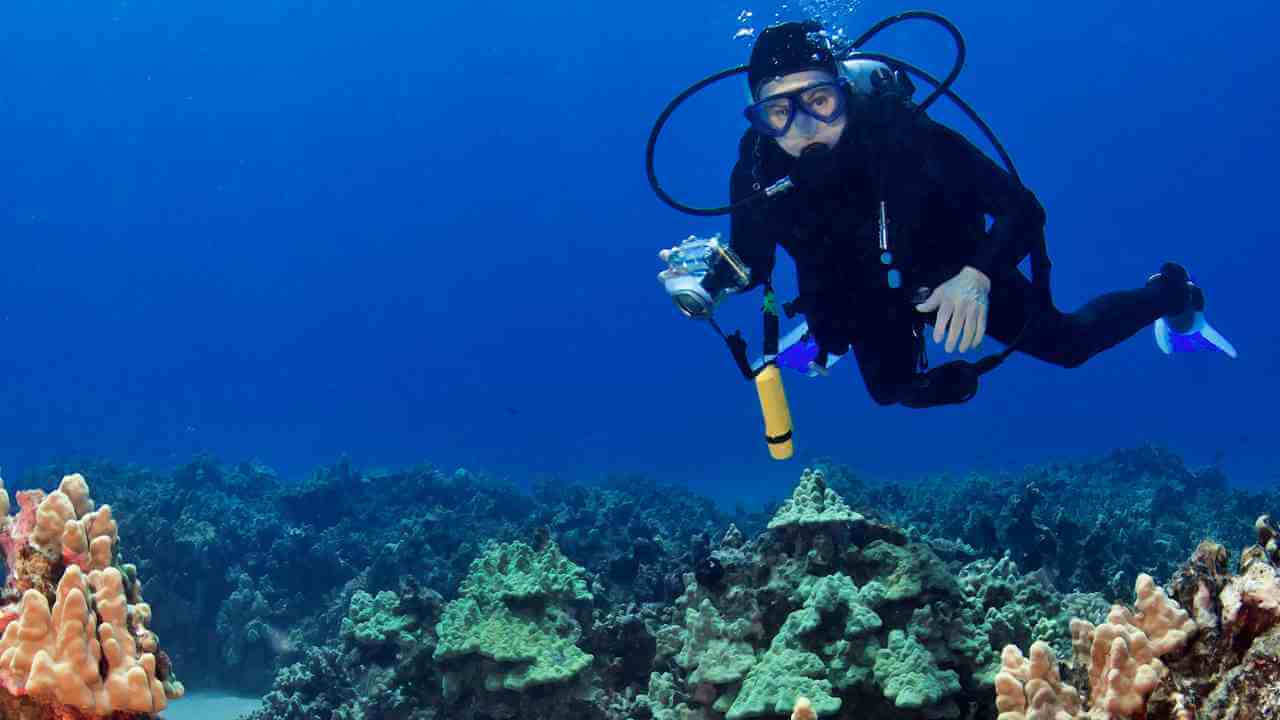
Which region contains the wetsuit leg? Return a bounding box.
[846,303,922,405]
[983,268,1183,367]
[843,267,1179,406]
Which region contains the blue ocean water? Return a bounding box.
[0,0,1276,510]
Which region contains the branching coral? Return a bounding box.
[0,473,184,719]
[999,515,1280,720]
[995,641,1084,720]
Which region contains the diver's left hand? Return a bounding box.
[915,266,991,353]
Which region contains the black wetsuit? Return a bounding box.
[715,108,1185,406]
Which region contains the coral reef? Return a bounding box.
[0,473,184,719]
[247,575,444,720]
[619,469,1033,720]
[433,536,595,694]
[20,457,718,694]
[21,459,542,692]
[817,445,1262,601]
[997,514,1280,719]
[529,473,729,608]
[21,443,1277,719]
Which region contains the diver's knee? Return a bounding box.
[1059,354,1088,369]
[1054,345,1093,369]
[1026,313,1093,368]
[870,391,899,407]
[865,382,902,406]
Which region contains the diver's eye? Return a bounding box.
[765,104,791,128]
[804,88,836,108]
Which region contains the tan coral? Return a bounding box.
[0,473,173,717]
[26,565,101,710]
[995,642,1084,720]
[91,567,168,713]
[30,492,74,559]
[0,589,54,692]
[61,505,117,572]
[1086,606,1167,718]
[1087,623,1161,719]
[55,474,94,519]
[130,603,158,654]
[791,695,816,720]
[1029,606,1167,720]
[0,566,105,711]
[0,567,168,715]
[1070,619,1095,671]
[1069,577,1195,719]
[1127,574,1196,656]
[1001,520,1280,720]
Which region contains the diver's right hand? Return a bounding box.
[657,268,718,318]
[915,266,991,353]
[657,234,746,319]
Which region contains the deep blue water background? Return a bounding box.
[0,0,1276,509]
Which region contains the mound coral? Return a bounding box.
[645,468,992,720]
[0,473,184,719]
[433,536,595,694]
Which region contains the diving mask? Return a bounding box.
[658,234,751,318]
[743,78,849,138]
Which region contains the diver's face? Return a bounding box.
[756,70,847,158]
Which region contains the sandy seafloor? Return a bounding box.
[159,692,263,720]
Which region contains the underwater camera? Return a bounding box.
[658,234,795,460]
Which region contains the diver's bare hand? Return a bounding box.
[915,266,991,353]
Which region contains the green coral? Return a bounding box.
[823,633,879,691]
[910,603,990,672]
[457,538,592,603]
[676,599,757,685]
[791,574,883,638]
[636,672,698,720]
[950,555,1108,687]
[725,574,882,719]
[434,540,594,691]
[726,643,836,720]
[768,468,864,529]
[872,629,961,710]
[855,540,961,603]
[340,590,415,648]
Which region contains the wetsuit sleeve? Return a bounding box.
[702,134,779,295]
[928,120,1047,279]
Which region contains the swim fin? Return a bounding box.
[1153,278,1237,358]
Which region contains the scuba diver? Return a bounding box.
[652,18,1236,412]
